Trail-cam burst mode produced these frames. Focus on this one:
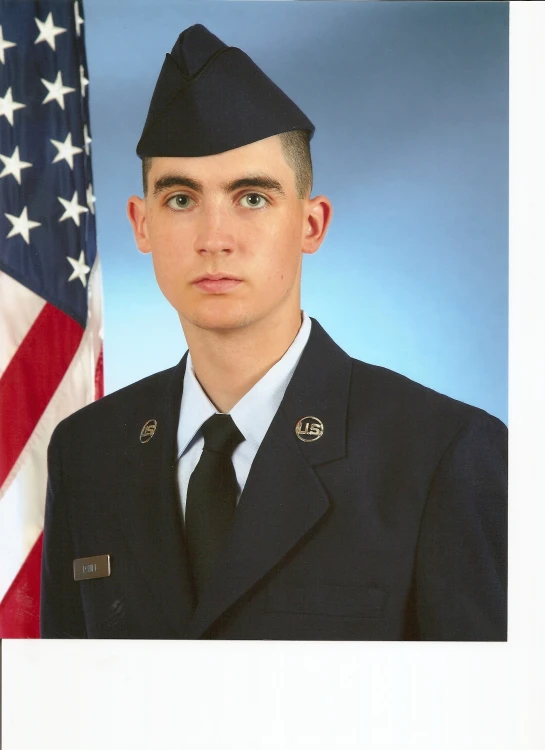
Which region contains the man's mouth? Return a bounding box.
[192,274,242,293]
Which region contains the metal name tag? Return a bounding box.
[73,554,111,581]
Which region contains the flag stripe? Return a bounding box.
[0,455,45,602]
[0,303,83,488]
[0,534,42,639]
[95,345,104,400]
[0,271,47,379]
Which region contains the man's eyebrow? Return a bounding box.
[221,175,286,197]
[152,173,286,199]
[153,174,203,198]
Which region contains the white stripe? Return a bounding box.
[0,260,103,602]
[0,271,46,380]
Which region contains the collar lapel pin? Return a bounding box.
[140,419,158,443]
[295,416,324,442]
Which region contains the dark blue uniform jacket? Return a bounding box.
[41,320,507,640]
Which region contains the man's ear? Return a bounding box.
[301,195,333,256]
[127,195,152,254]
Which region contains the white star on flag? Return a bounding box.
[79,65,89,97]
[0,87,26,126]
[35,12,67,51]
[0,25,16,64]
[51,132,83,169]
[41,71,75,110]
[67,250,91,287]
[86,183,96,214]
[58,190,88,226]
[5,206,41,244]
[0,146,33,184]
[83,123,92,155]
[74,1,84,38]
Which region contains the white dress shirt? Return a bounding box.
[176,312,312,518]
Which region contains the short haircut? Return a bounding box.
[276,129,313,199]
[141,129,313,199]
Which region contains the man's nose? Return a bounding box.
[194,204,236,256]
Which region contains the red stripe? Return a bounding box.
[0,303,83,488]
[95,344,104,400]
[0,533,42,638]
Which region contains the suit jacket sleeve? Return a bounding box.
[414,410,507,640]
[40,424,87,638]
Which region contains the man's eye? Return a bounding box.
[167,194,194,210]
[240,193,267,208]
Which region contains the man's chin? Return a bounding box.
[178,308,256,333]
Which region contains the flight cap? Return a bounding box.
[136,24,315,157]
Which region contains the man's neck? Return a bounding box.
[182,310,303,413]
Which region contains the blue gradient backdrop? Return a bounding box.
[85,1,508,423]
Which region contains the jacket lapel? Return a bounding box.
[112,356,196,637]
[185,319,353,638]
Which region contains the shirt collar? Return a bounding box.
[177,312,312,458]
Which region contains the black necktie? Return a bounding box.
[185,413,244,597]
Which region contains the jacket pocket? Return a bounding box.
[265,583,387,618]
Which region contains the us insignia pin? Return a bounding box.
[140,419,157,443]
[295,416,324,442]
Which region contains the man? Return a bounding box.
[40,24,507,640]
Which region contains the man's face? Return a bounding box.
[128,135,330,334]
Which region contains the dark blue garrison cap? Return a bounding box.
[136,24,314,157]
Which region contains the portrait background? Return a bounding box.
[85,0,508,423]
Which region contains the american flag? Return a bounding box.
[0,0,103,638]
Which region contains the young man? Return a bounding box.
[41,24,507,640]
